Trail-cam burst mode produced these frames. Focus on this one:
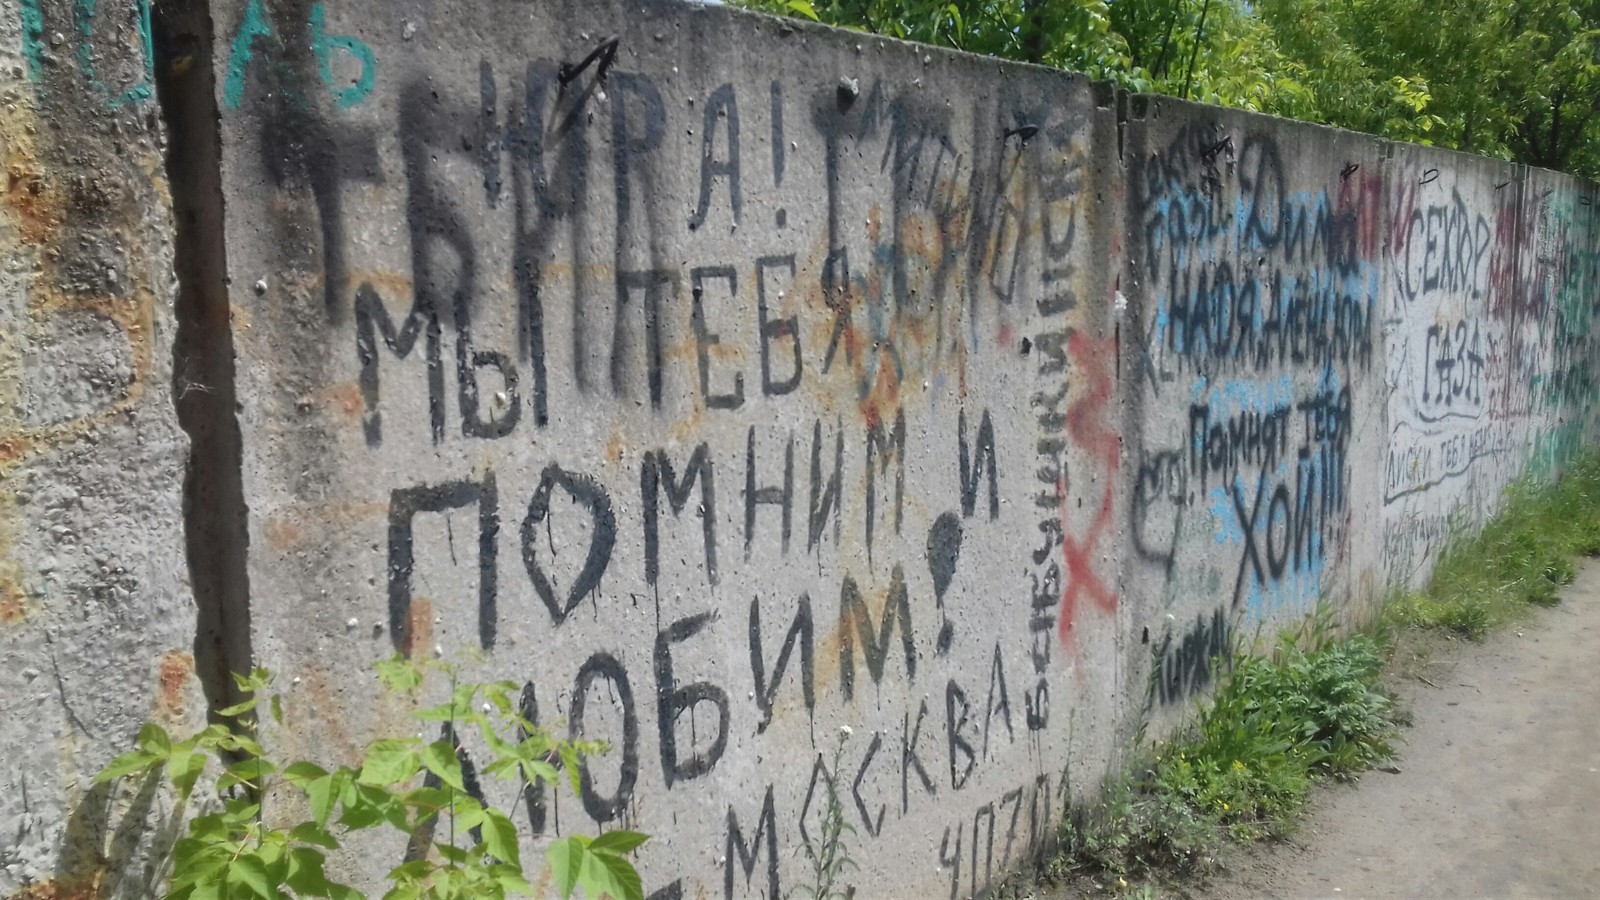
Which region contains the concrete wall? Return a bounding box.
[1379,148,1600,585]
[202,0,1600,894]
[0,0,197,895]
[1121,100,1393,720]
[3,0,1599,896]
[212,1,1125,894]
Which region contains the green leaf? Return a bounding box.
[382,883,423,900]
[546,837,584,899]
[578,845,625,900]
[450,681,479,716]
[94,749,158,784]
[169,838,230,889]
[491,865,534,896]
[401,786,453,818]
[480,727,515,760]
[225,854,275,899]
[305,774,337,826]
[287,822,339,850]
[255,837,287,870]
[185,814,231,845]
[521,760,559,787]
[137,722,171,756]
[218,758,273,793]
[232,667,272,694]
[786,0,820,21]
[340,783,407,830]
[282,761,329,788]
[283,847,334,896]
[516,730,549,757]
[166,746,207,801]
[589,830,649,856]
[597,850,645,900]
[435,843,470,865]
[455,798,486,831]
[483,682,517,717]
[359,739,420,787]
[421,741,466,792]
[387,860,432,884]
[337,784,387,829]
[482,756,519,779]
[216,697,258,718]
[375,654,423,694]
[559,744,583,797]
[480,808,521,867]
[220,800,261,828]
[412,704,459,722]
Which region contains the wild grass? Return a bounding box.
[1047,615,1395,888]
[1385,450,1600,639]
[1030,450,1600,897]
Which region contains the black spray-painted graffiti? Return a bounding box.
[1128,121,1379,618]
[1149,608,1232,707]
[225,10,1102,892]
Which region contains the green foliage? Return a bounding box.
[1255,0,1600,175]
[1056,621,1397,880]
[1387,450,1600,638]
[735,0,1132,79]
[1056,777,1216,880]
[733,0,1600,179]
[790,729,858,900]
[95,657,646,900]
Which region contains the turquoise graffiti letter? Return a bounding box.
[311,3,376,109]
[18,0,45,82]
[222,0,273,110]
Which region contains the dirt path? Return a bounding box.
[1205,561,1600,899]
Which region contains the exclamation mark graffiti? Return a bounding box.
[928,511,963,655]
[771,80,787,229]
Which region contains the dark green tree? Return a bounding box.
[739,0,1600,179]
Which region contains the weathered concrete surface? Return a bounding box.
[205,0,1600,896]
[1379,146,1600,590]
[0,0,1590,894]
[214,0,1125,896]
[1120,99,1392,723]
[0,0,197,895]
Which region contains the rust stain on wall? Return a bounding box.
[157,651,196,718]
[3,153,63,246]
[399,596,433,659]
[0,104,163,483]
[4,876,101,900]
[263,500,387,553]
[0,581,24,624]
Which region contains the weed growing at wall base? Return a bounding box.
[1046,616,1396,888]
[790,728,858,900]
[93,658,647,899]
[1386,450,1600,639]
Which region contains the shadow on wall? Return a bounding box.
[10,778,180,900]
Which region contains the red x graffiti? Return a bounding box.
[1058,330,1120,650]
[1058,481,1117,649]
